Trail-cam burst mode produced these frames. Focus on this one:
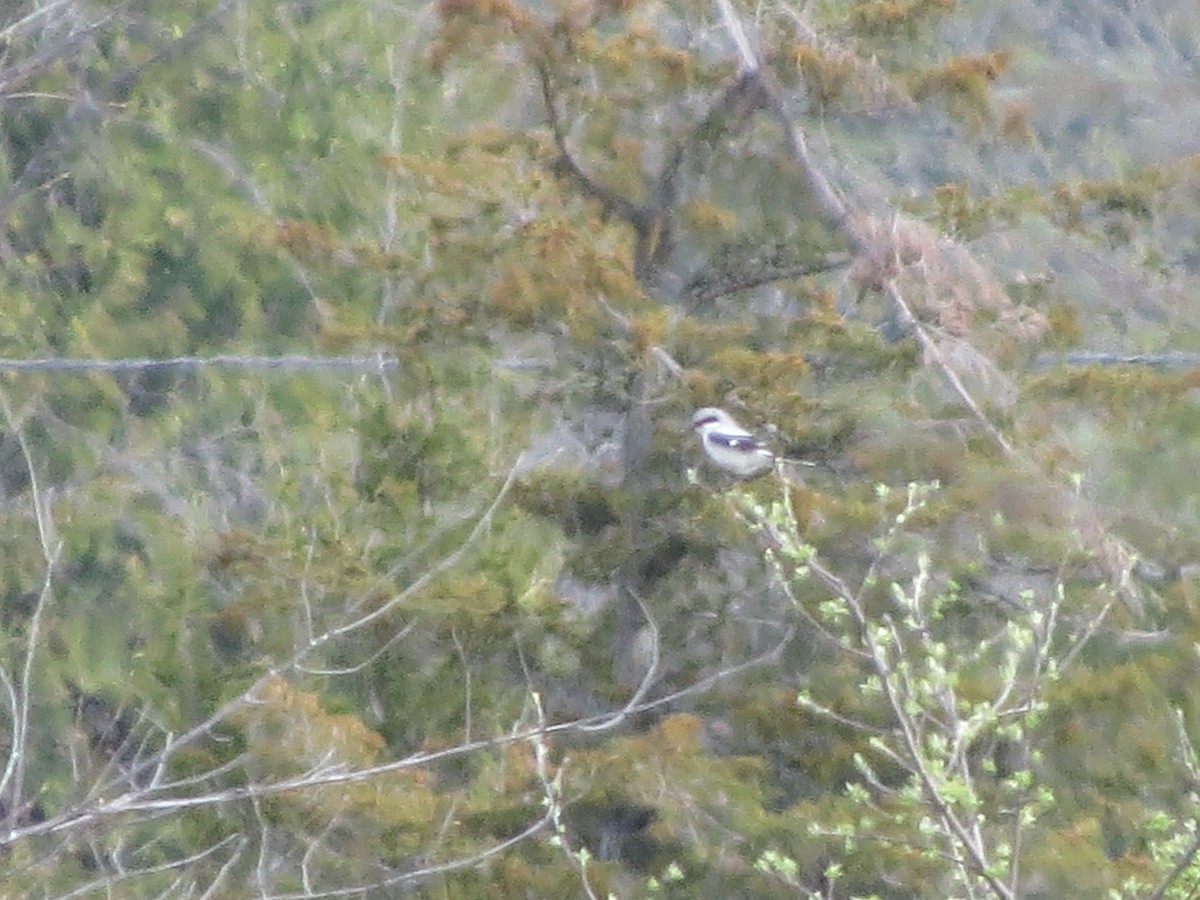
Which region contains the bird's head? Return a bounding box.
[691,407,728,431]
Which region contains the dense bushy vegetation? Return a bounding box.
[3,0,1200,896]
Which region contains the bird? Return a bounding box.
[691,407,775,478]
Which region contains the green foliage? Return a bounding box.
[1,0,1199,896]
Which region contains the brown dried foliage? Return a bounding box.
[849,213,1048,347]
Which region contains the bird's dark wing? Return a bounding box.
[708,432,762,452]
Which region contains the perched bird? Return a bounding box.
[691,407,775,478]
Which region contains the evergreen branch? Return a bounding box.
[683,250,852,308]
[0,453,531,850]
[536,62,639,224]
[718,0,1157,622]
[0,618,798,850]
[0,2,113,97]
[536,47,775,280]
[0,0,242,228]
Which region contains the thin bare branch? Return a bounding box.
[0,353,398,373]
[575,585,661,734]
[49,832,245,900]
[0,386,63,827]
[1033,351,1200,370]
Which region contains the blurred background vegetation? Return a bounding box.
[2,0,1200,896]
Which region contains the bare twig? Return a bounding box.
[0,386,63,827]
[1032,351,1200,370]
[576,585,661,734]
[0,354,398,373]
[50,832,246,900]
